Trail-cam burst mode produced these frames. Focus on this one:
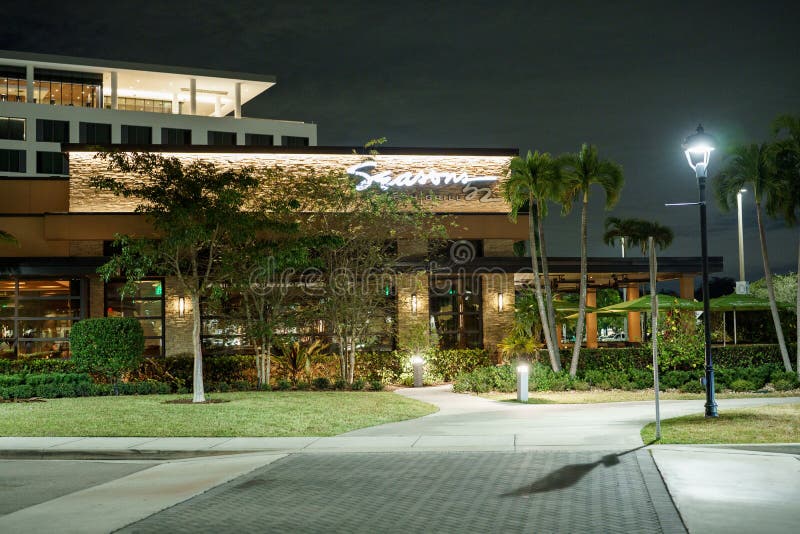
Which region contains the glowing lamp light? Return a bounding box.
[178,297,185,318]
[682,124,717,178]
[516,363,529,402]
[411,356,425,365]
[497,292,504,312]
[516,364,530,374]
[411,293,418,314]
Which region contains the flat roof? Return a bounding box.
[0,49,276,84]
[63,144,519,157]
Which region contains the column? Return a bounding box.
[171,93,179,114]
[110,71,118,110]
[626,284,642,342]
[396,272,429,353]
[679,275,695,299]
[26,64,34,102]
[481,273,515,361]
[189,78,197,115]
[586,287,598,348]
[234,82,242,118]
[214,96,221,117]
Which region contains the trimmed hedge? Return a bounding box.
[453,362,799,394]
[70,317,145,386]
[0,370,173,399]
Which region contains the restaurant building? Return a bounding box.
[0,53,721,360]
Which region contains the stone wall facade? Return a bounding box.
[481,273,515,361]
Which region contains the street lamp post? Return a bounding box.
[683,124,719,418]
[736,188,748,294]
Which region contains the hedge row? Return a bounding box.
[453,363,800,394]
[0,378,173,399]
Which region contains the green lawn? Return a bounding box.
[0,391,437,437]
[478,389,800,404]
[642,403,800,444]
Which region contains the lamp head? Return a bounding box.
[683,124,717,177]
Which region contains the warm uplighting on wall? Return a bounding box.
[497,292,504,312]
[411,293,418,314]
[178,297,185,318]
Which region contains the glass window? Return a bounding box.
[106,97,173,114]
[0,279,86,358]
[201,294,249,354]
[33,69,101,108]
[208,130,236,146]
[0,149,26,173]
[429,276,483,349]
[36,119,70,143]
[282,136,309,147]
[0,68,27,103]
[79,122,111,144]
[121,125,152,145]
[245,133,274,147]
[0,117,25,140]
[161,128,192,145]
[36,151,69,174]
[105,279,165,357]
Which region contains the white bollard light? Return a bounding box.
[411,356,425,388]
[516,364,529,402]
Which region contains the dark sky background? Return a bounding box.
[4,1,800,281]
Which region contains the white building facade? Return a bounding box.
[0,50,317,177]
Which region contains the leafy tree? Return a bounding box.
[498,288,544,364]
[559,144,625,376]
[91,152,284,402]
[713,143,793,372]
[501,150,562,371]
[70,317,144,394]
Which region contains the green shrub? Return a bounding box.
[730,378,757,392]
[276,379,292,391]
[296,381,311,391]
[0,384,34,399]
[312,377,331,390]
[232,380,253,392]
[773,379,797,391]
[0,359,77,375]
[770,369,799,386]
[333,378,346,390]
[678,380,704,393]
[356,352,404,382]
[0,374,24,387]
[216,381,230,393]
[70,317,145,391]
[426,349,493,382]
[573,380,591,391]
[351,379,365,391]
[453,365,516,394]
[370,379,384,391]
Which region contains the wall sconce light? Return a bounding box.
[178,297,185,318]
[317,319,325,333]
[411,293,418,314]
[497,292,504,312]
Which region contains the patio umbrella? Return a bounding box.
[708,293,793,345]
[552,299,597,315]
[601,295,704,312]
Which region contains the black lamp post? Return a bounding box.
[683,124,719,418]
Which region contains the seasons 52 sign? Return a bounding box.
[346,161,501,202]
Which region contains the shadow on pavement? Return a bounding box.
[501,442,655,497]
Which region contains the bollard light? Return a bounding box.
[516,363,529,402]
[411,355,424,387]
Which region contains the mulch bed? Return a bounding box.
[162,398,231,404]
[0,397,47,403]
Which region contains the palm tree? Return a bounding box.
[603,217,636,257]
[560,144,624,377]
[0,230,18,245]
[502,151,562,372]
[770,114,800,378]
[713,142,793,372]
[609,218,674,255]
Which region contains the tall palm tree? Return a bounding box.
[713,142,793,372]
[770,114,800,378]
[502,151,561,372]
[606,218,674,255]
[560,144,624,377]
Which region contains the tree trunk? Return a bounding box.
[528,195,558,371]
[537,203,561,371]
[265,342,271,387]
[649,237,661,440]
[348,341,356,385]
[191,292,206,403]
[796,237,799,379]
[755,199,793,372]
[570,193,589,377]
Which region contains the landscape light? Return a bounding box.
[411,355,424,387]
[516,363,529,402]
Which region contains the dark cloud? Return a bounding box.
[3,0,799,279]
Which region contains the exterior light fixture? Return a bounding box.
[516,363,529,402]
[411,293,418,314]
[682,124,719,418]
[411,355,425,387]
[178,297,185,318]
[497,292,504,312]
[736,188,748,294]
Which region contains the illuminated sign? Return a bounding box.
[347,161,501,202]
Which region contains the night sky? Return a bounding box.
[4,1,800,280]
